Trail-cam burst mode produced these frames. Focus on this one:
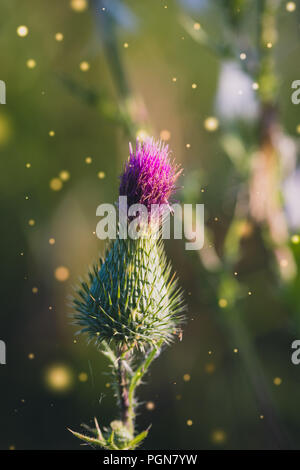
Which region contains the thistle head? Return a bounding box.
[119,138,182,215]
[72,138,185,351]
[73,237,185,350]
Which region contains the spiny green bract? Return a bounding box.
[72,236,185,350]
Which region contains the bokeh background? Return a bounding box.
[1,0,300,450]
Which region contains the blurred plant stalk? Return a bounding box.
[181,0,293,448]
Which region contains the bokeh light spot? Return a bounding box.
[80,61,90,72]
[55,32,64,42]
[70,0,88,12]
[17,25,28,37]
[54,266,70,282]
[78,372,88,382]
[204,117,219,132]
[211,429,226,444]
[286,2,296,12]
[59,170,70,181]
[273,377,282,386]
[26,59,36,69]
[160,129,171,141]
[146,401,155,410]
[49,178,63,191]
[45,364,73,392]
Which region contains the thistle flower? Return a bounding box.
[73,139,184,350]
[71,138,185,449]
[119,139,182,216]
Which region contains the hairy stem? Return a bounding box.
[117,354,131,429]
[127,342,162,431]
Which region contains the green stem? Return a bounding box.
[127,342,163,434]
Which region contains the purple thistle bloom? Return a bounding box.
[119,139,182,215]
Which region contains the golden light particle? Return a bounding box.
[26,59,36,69]
[280,259,288,268]
[123,42,129,48]
[260,414,264,420]
[32,287,38,294]
[59,170,70,181]
[0,114,12,145]
[49,130,56,137]
[45,364,73,392]
[186,419,193,426]
[105,382,111,388]
[28,219,35,226]
[240,52,246,60]
[248,291,252,296]
[54,266,70,282]
[211,429,226,444]
[79,61,90,72]
[70,0,88,12]
[17,25,28,37]
[233,348,238,353]
[208,350,212,355]
[296,124,300,134]
[98,171,106,179]
[192,83,197,89]
[160,129,171,141]
[291,234,300,244]
[26,163,31,168]
[204,116,219,132]
[9,445,15,450]
[78,372,88,382]
[218,298,228,308]
[183,373,191,382]
[146,401,155,410]
[49,237,55,245]
[55,32,64,42]
[193,22,201,31]
[136,129,148,140]
[186,143,191,148]
[234,271,238,276]
[286,2,296,12]
[205,363,215,374]
[85,156,92,164]
[252,82,259,90]
[273,377,282,386]
[28,353,35,360]
[50,178,63,191]
[172,77,177,82]
[266,42,273,48]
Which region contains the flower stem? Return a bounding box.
[127,342,162,433]
[117,354,131,429]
